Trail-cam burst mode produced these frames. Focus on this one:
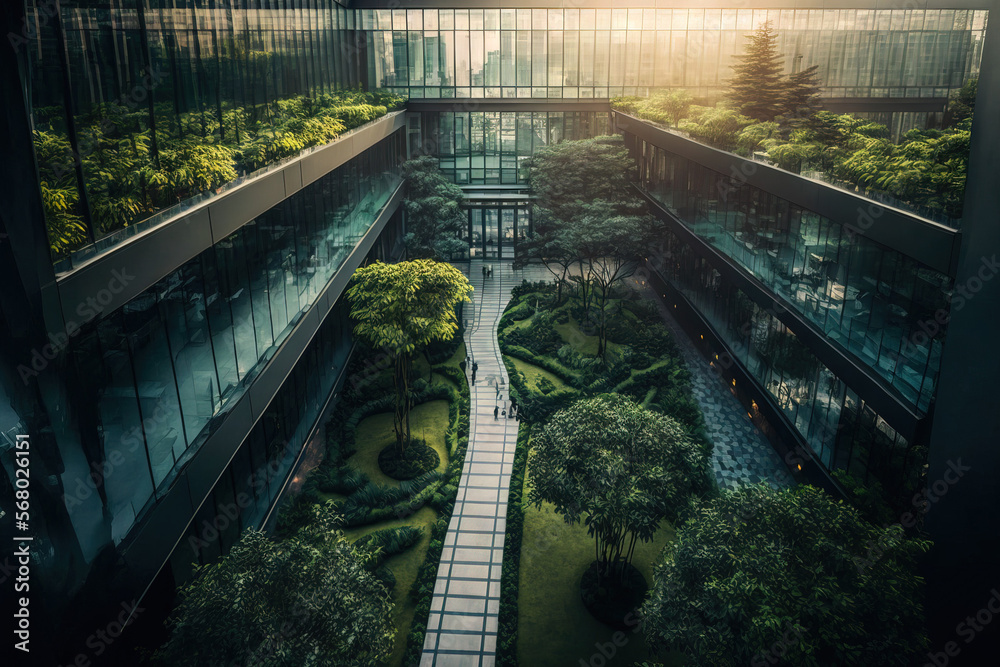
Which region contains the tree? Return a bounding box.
[347,260,473,453]
[782,64,823,121]
[528,394,712,588]
[946,76,977,126]
[157,503,395,667]
[401,156,469,260]
[727,22,787,122]
[642,484,931,666]
[573,202,656,361]
[526,135,637,223]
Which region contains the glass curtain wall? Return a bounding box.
[169,295,354,578]
[59,131,403,550]
[362,8,987,100]
[651,227,925,507]
[24,0,364,263]
[634,136,949,413]
[428,111,610,184]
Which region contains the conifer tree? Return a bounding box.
[727,21,787,122]
[782,64,823,120]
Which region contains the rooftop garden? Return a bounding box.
[612,21,975,225]
[33,89,406,258]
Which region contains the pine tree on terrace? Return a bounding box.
[783,64,823,121]
[727,21,787,122]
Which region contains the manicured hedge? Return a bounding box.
[497,423,531,666]
[401,360,473,665]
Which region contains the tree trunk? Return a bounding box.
[394,352,413,453]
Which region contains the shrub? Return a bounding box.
[535,376,556,395]
[497,424,531,667]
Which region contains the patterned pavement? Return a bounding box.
[631,281,795,490]
[420,260,530,667]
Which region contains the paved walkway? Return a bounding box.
[632,282,794,490]
[420,260,528,667]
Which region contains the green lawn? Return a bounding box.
[348,400,451,486]
[344,506,438,667]
[508,356,573,394]
[517,457,686,667]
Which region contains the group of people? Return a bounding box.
[481,264,495,279]
[494,395,518,420]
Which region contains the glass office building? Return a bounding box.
[634,141,949,413]
[362,7,986,104]
[1,1,997,664]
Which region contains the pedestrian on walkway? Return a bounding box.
[488,265,493,278]
[507,403,514,419]
[482,265,487,279]
[471,361,478,384]
[494,405,499,420]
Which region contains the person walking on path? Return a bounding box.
[471,362,478,384]
[482,265,487,279]
[494,405,499,420]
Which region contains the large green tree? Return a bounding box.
[727,21,787,122]
[528,394,712,587]
[642,484,931,666]
[526,135,637,223]
[573,202,656,361]
[782,64,824,121]
[522,135,651,325]
[157,503,395,667]
[401,155,469,260]
[347,259,473,453]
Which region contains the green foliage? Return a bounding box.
[831,469,898,528]
[497,424,532,667]
[946,76,977,125]
[679,106,756,152]
[402,155,470,260]
[642,484,931,666]
[727,21,787,122]
[354,525,425,566]
[348,260,473,451]
[33,90,405,258]
[535,375,556,395]
[611,90,693,127]
[528,394,712,582]
[156,502,394,667]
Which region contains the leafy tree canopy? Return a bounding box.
[401,155,469,260]
[642,484,931,667]
[347,259,472,450]
[528,394,712,580]
[157,502,395,667]
[526,135,637,223]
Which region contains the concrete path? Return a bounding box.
[420,260,530,667]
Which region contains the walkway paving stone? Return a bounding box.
[630,281,795,491]
[420,260,527,667]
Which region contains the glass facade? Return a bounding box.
[24,0,378,264]
[57,132,403,549]
[362,8,987,100]
[425,110,610,184]
[169,294,357,579]
[649,229,924,506]
[632,136,949,413]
